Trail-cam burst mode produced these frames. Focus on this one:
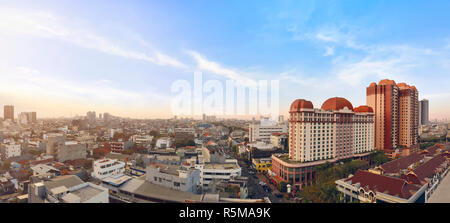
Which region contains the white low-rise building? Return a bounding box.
[249,121,288,143]
[196,162,241,188]
[156,138,172,149]
[146,164,200,193]
[92,158,126,180]
[29,175,109,203]
[1,143,21,159]
[131,135,154,144]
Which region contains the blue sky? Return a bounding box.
[0,0,450,119]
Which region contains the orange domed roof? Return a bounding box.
[354,105,374,113]
[369,82,377,87]
[379,79,396,85]
[410,86,417,91]
[321,97,353,111]
[290,99,314,113]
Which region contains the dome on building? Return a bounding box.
[290,99,314,113]
[321,97,353,111]
[410,86,417,91]
[378,79,396,85]
[369,82,377,87]
[354,105,374,113]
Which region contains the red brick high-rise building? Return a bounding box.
[397,83,419,148]
[366,80,419,154]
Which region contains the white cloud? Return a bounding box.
[0,7,188,70]
[0,65,171,109]
[187,50,257,86]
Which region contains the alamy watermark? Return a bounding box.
[170,72,280,121]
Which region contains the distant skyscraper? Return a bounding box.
[103,113,111,123]
[367,80,419,152]
[419,99,429,125]
[202,113,206,121]
[31,112,37,123]
[86,111,96,123]
[4,105,14,121]
[99,113,103,120]
[18,113,28,125]
[278,115,284,123]
[18,112,37,124]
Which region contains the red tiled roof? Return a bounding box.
[64,158,91,168]
[321,97,353,111]
[290,99,314,113]
[354,105,374,113]
[408,154,447,184]
[425,145,440,155]
[30,158,54,166]
[397,83,411,89]
[379,79,396,85]
[380,153,424,174]
[443,152,450,158]
[346,170,420,199]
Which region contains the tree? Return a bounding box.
[1,161,11,171]
[278,182,288,192]
[371,151,390,166]
[420,142,436,150]
[149,130,160,137]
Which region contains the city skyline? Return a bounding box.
[1,0,450,119]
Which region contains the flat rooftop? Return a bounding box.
[128,178,202,203]
[204,163,240,170]
[69,185,104,202]
[148,163,181,176]
[102,174,132,187]
[44,175,84,191]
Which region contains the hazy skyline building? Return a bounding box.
[87,111,96,123]
[4,105,14,121]
[103,112,111,123]
[419,99,429,125]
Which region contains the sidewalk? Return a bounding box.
[428,170,450,203]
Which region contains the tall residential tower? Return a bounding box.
[419,99,429,125]
[366,80,419,153]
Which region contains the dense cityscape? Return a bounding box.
[0,79,448,203]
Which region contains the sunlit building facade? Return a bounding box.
[366,80,419,153]
[270,97,375,188]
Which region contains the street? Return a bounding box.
[238,160,284,203]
